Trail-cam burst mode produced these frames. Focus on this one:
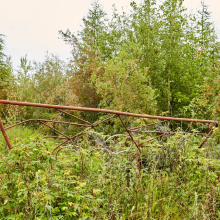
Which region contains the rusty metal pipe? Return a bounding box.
[41,136,67,140]
[51,127,92,154]
[129,120,169,131]
[51,139,70,154]
[39,119,91,127]
[199,128,214,148]
[5,119,36,130]
[48,115,117,155]
[5,119,91,130]
[38,120,70,140]
[118,115,141,153]
[57,109,93,125]
[0,116,12,149]
[94,114,116,126]
[0,100,217,124]
[130,130,207,136]
[138,134,166,147]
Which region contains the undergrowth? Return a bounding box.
[1,127,220,219]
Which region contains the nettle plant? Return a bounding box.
[1,126,220,219]
[0,138,94,219]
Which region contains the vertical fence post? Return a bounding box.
[0,116,12,149]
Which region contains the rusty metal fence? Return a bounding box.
[0,100,218,156]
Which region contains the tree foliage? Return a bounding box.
[0,35,12,101]
[58,0,219,120]
[1,1,220,218]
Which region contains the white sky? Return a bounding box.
[1,0,220,70]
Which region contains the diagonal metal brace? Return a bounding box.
[0,116,12,149]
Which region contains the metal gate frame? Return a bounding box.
[0,100,218,156]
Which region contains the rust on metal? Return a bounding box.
[52,115,117,154]
[129,120,169,131]
[57,109,93,125]
[0,100,218,154]
[118,115,141,153]
[199,128,214,148]
[51,139,70,154]
[94,114,116,126]
[0,100,217,124]
[5,119,37,130]
[51,127,92,154]
[0,116,12,149]
[5,119,90,130]
[41,136,67,140]
[55,146,69,159]
[39,120,70,140]
[39,119,91,127]
[138,134,166,147]
[130,130,207,136]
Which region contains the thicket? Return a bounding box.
[1,0,220,120]
[0,127,220,219]
[0,0,220,219]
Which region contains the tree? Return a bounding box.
[59,1,109,109]
[0,34,5,63]
[6,54,77,121]
[59,0,219,121]
[150,0,207,117]
[92,46,157,114]
[0,35,12,100]
[186,0,220,120]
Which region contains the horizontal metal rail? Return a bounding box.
[0,100,218,155]
[0,100,217,124]
[5,119,91,130]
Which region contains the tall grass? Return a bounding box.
[0,127,220,219]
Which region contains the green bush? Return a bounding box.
[1,128,220,219]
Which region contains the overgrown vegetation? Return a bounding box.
[1,127,220,219]
[1,0,220,218]
[1,0,220,120]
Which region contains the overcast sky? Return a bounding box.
[1,0,220,70]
